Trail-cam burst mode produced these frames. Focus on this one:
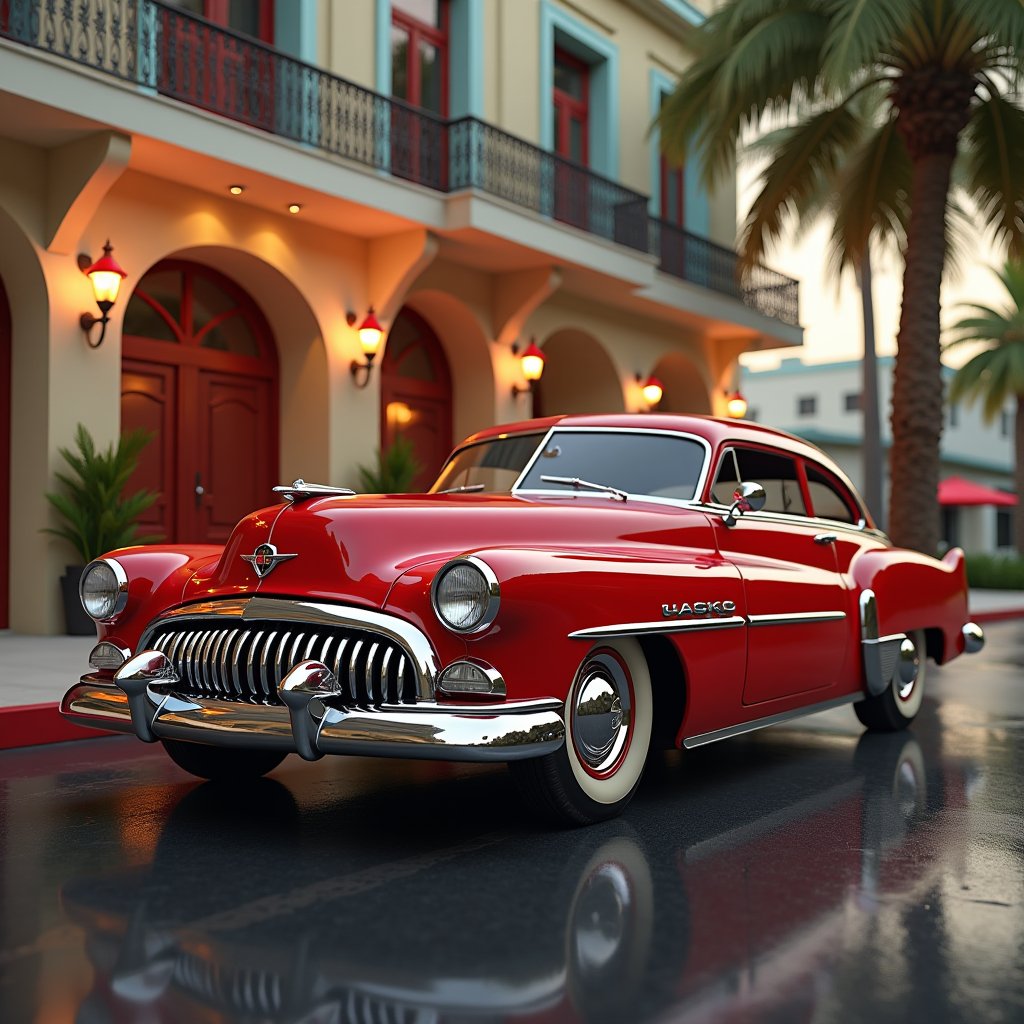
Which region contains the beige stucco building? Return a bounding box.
[0,0,800,634]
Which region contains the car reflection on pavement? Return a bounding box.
[61,726,976,1024]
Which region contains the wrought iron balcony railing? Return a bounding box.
[0,0,799,327]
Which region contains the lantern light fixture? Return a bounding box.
[78,240,127,349]
[511,339,545,397]
[636,374,664,409]
[725,389,748,419]
[348,307,385,387]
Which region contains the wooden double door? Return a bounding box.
[120,261,277,545]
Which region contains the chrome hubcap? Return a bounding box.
[896,635,920,701]
[572,653,632,774]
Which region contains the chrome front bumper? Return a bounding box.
[61,656,565,763]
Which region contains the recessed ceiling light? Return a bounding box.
[288,203,302,214]
[229,184,245,195]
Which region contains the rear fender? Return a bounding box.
[851,547,969,665]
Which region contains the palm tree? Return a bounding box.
[658,0,1024,553]
[947,260,1024,555]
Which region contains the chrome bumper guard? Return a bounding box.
[61,652,566,763]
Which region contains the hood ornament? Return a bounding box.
[274,479,357,503]
[242,542,298,579]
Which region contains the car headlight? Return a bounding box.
[79,558,129,622]
[431,556,500,634]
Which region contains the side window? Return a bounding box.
[711,447,807,516]
[805,463,858,524]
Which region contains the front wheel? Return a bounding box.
[162,739,287,781]
[855,629,926,732]
[510,639,653,826]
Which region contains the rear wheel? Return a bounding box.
[162,739,287,781]
[511,639,653,826]
[855,629,926,732]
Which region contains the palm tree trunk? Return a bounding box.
[858,250,883,526]
[1015,395,1024,557]
[888,151,954,554]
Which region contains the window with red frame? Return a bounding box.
[553,47,589,165]
[165,0,274,42]
[658,94,685,225]
[392,0,449,115]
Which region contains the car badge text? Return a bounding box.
[662,600,737,618]
[242,542,298,579]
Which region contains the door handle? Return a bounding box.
[194,472,205,508]
[814,533,837,545]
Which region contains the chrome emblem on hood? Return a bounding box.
[242,542,298,579]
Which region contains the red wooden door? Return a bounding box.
[380,308,452,492]
[0,278,9,628]
[553,47,590,230]
[121,261,278,544]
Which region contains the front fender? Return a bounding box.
[92,546,223,651]
[386,545,746,712]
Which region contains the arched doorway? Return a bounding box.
[0,278,9,628]
[120,260,278,543]
[533,329,624,416]
[380,307,452,491]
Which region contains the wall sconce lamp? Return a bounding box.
[511,339,546,397]
[725,389,748,418]
[637,374,664,410]
[78,240,127,348]
[347,307,384,388]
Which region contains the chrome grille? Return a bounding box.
[146,620,416,706]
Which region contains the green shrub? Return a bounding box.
[44,424,161,564]
[354,436,422,494]
[965,553,1024,590]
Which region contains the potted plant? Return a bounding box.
[354,435,422,493]
[44,424,161,634]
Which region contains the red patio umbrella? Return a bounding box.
[938,476,1017,507]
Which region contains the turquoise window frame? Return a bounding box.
[648,67,709,236]
[539,0,619,179]
[274,0,317,61]
[376,0,484,117]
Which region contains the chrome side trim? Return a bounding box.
[60,679,565,762]
[139,597,438,700]
[682,693,860,749]
[569,616,746,639]
[748,611,846,626]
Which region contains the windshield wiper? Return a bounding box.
[540,475,628,501]
[437,483,486,494]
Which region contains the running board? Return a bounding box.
[682,693,859,749]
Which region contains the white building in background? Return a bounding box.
[740,356,1016,555]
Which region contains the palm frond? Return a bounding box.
[737,101,863,271]
[950,0,1024,75]
[960,91,1024,258]
[824,116,910,276]
[820,0,916,85]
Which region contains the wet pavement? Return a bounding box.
[1,625,1022,1024]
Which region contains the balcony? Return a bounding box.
[0,0,799,327]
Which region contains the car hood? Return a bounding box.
[182,492,713,608]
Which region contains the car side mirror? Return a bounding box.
[722,481,766,527]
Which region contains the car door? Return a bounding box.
[708,445,851,706]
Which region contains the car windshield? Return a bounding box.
[517,430,707,501]
[430,433,546,493]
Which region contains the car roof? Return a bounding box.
[465,413,826,460]
[458,413,873,526]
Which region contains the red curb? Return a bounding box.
[0,702,114,751]
[971,608,1024,624]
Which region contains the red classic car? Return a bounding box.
[61,414,985,824]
